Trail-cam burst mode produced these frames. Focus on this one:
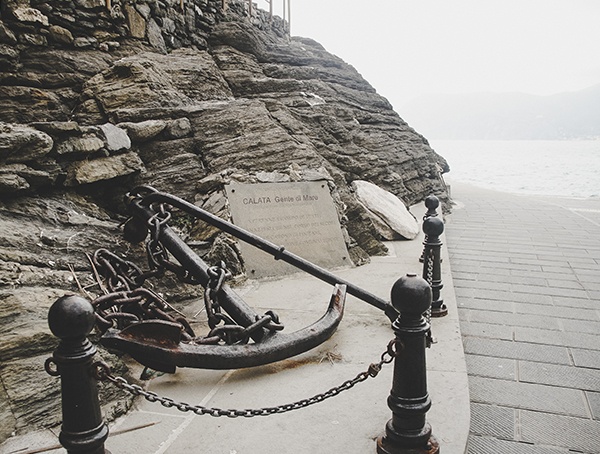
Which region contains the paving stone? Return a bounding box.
[457,288,553,305]
[571,349,600,369]
[474,266,514,277]
[462,309,560,330]
[511,284,589,299]
[476,274,547,287]
[457,297,514,312]
[513,302,599,321]
[469,403,515,439]
[460,321,514,340]
[552,296,600,310]
[466,354,516,380]
[520,409,600,453]
[573,267,600,277]
[510,257,572,268]
[463,338,571,365]
[453,278,512,292]
[561,318,600,335]
[467,435,569,454]
[550,278,587,289]
[468,376,588,417]
[516,269,578,282]
[541,265,577,274]
[452,271,479,281]
[582,281,600,291]
[451,252,510,263]
[515,327,600,350]
[587,391,600,420]
[519,361,600,392]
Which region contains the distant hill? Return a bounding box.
[404,84,600,140]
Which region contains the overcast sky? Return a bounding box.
[261,0,600,111]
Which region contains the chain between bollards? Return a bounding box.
[92,341,398,418]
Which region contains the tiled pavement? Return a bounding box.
[445,182,600,454]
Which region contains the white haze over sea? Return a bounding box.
[430,140,600,199]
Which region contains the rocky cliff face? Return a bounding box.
[0,0,448,443]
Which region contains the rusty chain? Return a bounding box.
[424,248,435,347]
[91,203,285,346]
[93,339,399,418]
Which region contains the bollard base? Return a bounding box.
[376,434,440,454]
[431,303,448,317]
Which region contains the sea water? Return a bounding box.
[430,140,600,199]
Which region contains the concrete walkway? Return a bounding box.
[0,201,470,454]
[445,182,600,454]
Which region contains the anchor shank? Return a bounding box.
[139,191,398,321]
[128,201,268,342]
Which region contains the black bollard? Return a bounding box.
[422,216,447,317]
[419,195,440,263]
[377,274,439,454]
[46,295,110,454]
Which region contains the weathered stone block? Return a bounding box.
[117,119,167,142]
[125,4,146,39]
[48,24,74,44]
[55,134,104,155]
[147,17,167,54]
[9,7,49,26]
[0,172,29,193]
[64,151,144,185]
[99,122,131,151]
[19,33,48,47]
[0,123,53,163]
[165,117,192,138]
[0,22,18,45]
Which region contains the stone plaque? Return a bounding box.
[225,181,350,278]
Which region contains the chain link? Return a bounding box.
[424,248,435,348]
[93,339,398,418]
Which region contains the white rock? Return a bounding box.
[353,180,419,240]
[100,123,131,151]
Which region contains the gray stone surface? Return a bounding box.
[588,391,600,420]
[468,436,569,454]
[225,181,350,277]
[463,338,572,365]
[469,403,514,439]
[572,348,600,369]
[520,410,600,453]
[519,361,600,392]
[465,355,516,380]
[447,181,600,453]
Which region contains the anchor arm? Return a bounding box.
[100,285,346,370]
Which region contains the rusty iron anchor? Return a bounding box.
[95,187,397,371]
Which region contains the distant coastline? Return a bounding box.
[405,84,600,141]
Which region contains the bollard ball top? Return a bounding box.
[48,295,96,339]
[391,273,432,315]
[424,194,440,211]
[423,216,444,237]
